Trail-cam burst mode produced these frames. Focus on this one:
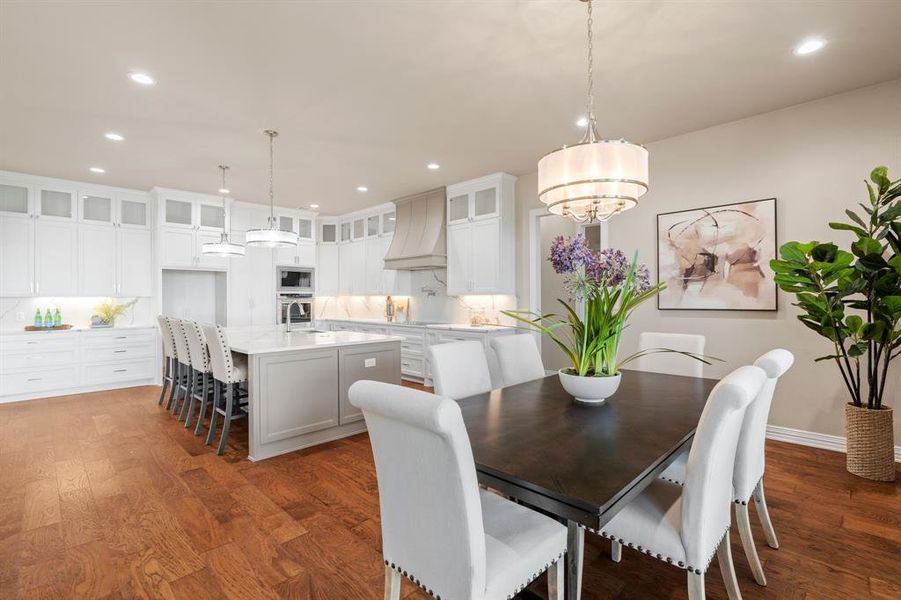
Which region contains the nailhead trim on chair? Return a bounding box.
[385,550,565,600]
[593,525,729,575]
[659,475,754,506]
[185,320,211,373]
[209,324,245,384]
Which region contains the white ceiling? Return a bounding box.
[2,1,900,215]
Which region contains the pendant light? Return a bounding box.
[245,129,298,247]
[201,165,245,257]
[537,0,649,223]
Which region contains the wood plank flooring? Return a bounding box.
[0,384,898,599]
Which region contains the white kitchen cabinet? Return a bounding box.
[118,229,153,296]
[380,236,409,296]
[0,215,34,296]
[276,241,316,268]
[227,231,275,327]
[77,224,117,295]
[338,240,365,295]
[445,173,516,296]
[34,220,78,296]
[38,187,76,221]
[79,193,115,226]
[320,221,337,244]
[155,188,231,270]
[364,237,383,294]
[160,228,196,268]
[0,182,32,217]
[195,231,229,270]
[317,243,339,296]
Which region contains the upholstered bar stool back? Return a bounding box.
[428,340,492,400]
[156,316,177,406]
[636,332,706,377]
[181,321,213,429]
[157,315,176,361]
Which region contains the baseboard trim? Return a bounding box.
[766,424,901,462]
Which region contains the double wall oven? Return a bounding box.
[276,267,314,325]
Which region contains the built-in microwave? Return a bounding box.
[277,267,314,293]
[277,294,313,324]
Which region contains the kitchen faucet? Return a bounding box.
[285,299,306,333]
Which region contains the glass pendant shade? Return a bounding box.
[538,139,648,221]
[245,222,299,248]
[202,232,246,257]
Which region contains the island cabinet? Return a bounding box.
[229,328,401,461]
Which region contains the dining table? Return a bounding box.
[457,369,719,600]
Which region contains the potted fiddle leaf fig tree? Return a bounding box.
[770,166,900,482]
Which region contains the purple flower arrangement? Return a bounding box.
[548,235,652,298]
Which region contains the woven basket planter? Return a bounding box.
[845,404,895,482]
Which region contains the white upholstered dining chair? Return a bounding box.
[428,340,492,400]
[596,365,767,600]
[635,332,706,377]
[490,334,550,387]
[349,380,567,600]
[656,349,794,586]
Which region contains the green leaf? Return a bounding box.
[845,209,868,229]
[845,314,863,333]
[779,241,810,263]
[882,296,901,318]
[829,222,867,237]
[811,243,838,263]
[871,166,890,193]
[851,237,882,258]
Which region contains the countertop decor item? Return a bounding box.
[92,298,138,328]
[245,130,299,248]
[771,166,899,482]
[537,0,649,224]
[202,165,245,257]
[24,324,72,332]
[504,235,714,404]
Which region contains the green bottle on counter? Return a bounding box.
[44,309,53,328]
[34,309,43,327]
[54,308,62,327]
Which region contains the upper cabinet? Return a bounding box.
[274,209,317,267]
[154,188,230,270]
[80,191,151,229]
[445,173,516,296]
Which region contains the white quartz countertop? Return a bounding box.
[317,318,513,333]
[226,325,402,355]
[0,324,156,336]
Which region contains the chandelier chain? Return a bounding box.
[586,0,595,141]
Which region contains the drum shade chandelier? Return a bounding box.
[245,129,299,247]
[201,165,245,257]
[537,0,649,223]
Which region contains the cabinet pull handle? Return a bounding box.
[27,377,42,381]
[114,368,127,373]
[26,341,38,345]
[115,336,127,340]
[114,349,127,353]
[26,355,42,360]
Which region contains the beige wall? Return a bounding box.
[515,79,901,440]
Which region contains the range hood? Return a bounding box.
[383,187,447,271]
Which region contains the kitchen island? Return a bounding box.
[226,326,401,461]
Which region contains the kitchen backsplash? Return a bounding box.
[313,269,517,325]
[0,297,154,331]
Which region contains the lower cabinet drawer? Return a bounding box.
[82,359,156,385]
[0,367,79,396]
[400,355,424,377]
[82,329,156,349]
[1,348,80,371]
[82,343,155,363]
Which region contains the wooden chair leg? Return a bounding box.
[383,565,401,600]
[193,374,210,435]
[205,381,221,446]
[165,362,179,410]
[611,540,622,563]
[158,359,170,405]
[687,572,705,600]
[217,383,234,455]
[753,480,779,549]
[735,503,766,586]
[717,533,742,600]
[548,559,564,600]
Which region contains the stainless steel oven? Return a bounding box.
[276,267,314,294]
[277,294,313,324]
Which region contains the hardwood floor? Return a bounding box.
[0,384,898,599]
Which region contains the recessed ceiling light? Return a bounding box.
[426,163,440,170]
[218,188,230,194]
[794,38,826,56]
[128,71,155,85]
[89,167,105,174]
[576,116,588,127]
[104,132,124,141]
[357,186,368,192]
[310,204,320,209]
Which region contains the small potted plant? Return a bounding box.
[91,298,138,328]
[505,236,712,404]
[770,166,899,482]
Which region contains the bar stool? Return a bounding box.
[169,319,194,418]
[181,320,212,431]
[201,324,248,455]
[156,316,177,406]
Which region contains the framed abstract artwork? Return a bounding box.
[656,198,777,311]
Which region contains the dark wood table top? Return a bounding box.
[458,369,719,529]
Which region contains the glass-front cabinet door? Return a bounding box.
[472,185,499,220]
[381,211,395,235]
[278,215,295,233]
[0,183,31,216]
[321,222,337,243]
[164,198,194,229]
[352,218,364,240]
[297,217,313,241]
[38,188,75,220]
[340,221,351,242]
[80,193,114,225]
[366,215,379,238]
[198,202,225,231]
[118,195,150,229]
[447,192,470,224]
